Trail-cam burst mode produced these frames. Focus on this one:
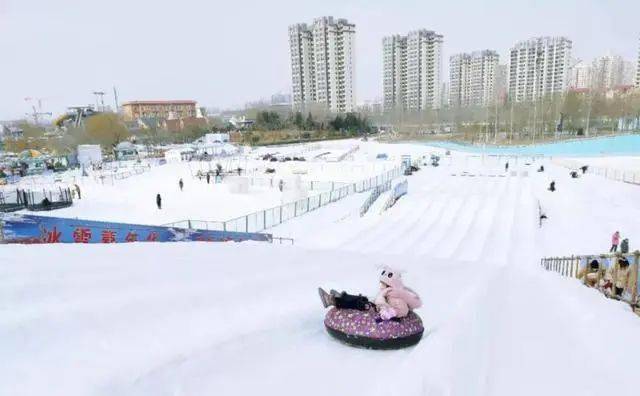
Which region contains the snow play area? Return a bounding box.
[3,137,640,396]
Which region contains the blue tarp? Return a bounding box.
[0,214,271,244]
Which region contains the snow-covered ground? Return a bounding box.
[3,139,640,395]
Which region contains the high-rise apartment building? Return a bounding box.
[508,37,572,102]
[591,53,626,91]
[382,30,443,112]
[449,50,499,108]
[288,17,355,113]
[569,60,592,90]
[495,64,508,102]
[635,37,640,88]
[382,35,407,111]
[622,61,636,86]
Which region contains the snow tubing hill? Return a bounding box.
[324,307,423,350]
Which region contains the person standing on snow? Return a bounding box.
[179,178,184,191]
[610,231,620,252]
[505,162,509,172]
[614,257,631,299]
[578,259,602,288]
[318,267,421,321]
[206,173,211,184]
[156,193,162,210]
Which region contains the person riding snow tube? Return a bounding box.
[319,268,423,349]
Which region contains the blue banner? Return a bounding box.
[0,214,272,244]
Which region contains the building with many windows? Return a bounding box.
[382,35,407,111]
[568,60,592,90]
[449,50,499,108]
[383,30,443,112]
[591,53,626,91]
[288,17,355,113]
[508,37,572,102]
[121,100,197,122]
[636,37,640,88]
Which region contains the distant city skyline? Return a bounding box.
[1,0,640,119]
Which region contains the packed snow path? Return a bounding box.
[3,155,640,395]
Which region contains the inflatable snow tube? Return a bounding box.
[324,307,423,350]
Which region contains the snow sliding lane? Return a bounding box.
[4,152,640,396]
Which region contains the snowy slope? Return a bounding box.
[3,141,640,396]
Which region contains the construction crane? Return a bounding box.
[24,97,52,125]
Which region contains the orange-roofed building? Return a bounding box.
[122,100,197,122]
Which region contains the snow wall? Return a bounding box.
[0,214,271,244]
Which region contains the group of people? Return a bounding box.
[576,231,632,301]
[578,256,633,300]
[610,231,629,253]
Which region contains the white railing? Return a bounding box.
[360,180,392,216]
[552,159,640,186]
[164,166,402,233]
[382,179,408,212]
[93,165,150,185]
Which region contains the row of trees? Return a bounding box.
[253,111,372,134]
[376,89,640,143]
[4,113,215,154]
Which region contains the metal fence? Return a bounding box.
[360,180,392,216]
[552,159,640,186]
[541,252,640,309]
[93,165,150,185]
[164,167,402,233]
[0,188,73,212]
[246,177,349,192]
[382,179,409,212]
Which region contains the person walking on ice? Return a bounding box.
[179,178,184,191]
[156,193,162,210]
[610,231,621,252]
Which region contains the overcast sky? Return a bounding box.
[0,0,638,119]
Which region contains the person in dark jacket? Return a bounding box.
[179,178,184,191]
[156,193,162,210]
[41,197,51,209]
[505,162,509,172]
[548,181,556,192]
[206,173,211,184]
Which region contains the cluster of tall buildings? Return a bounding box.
[568,53,636,91]
[289,16,640,114]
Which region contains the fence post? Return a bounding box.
[632,252,640,306]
